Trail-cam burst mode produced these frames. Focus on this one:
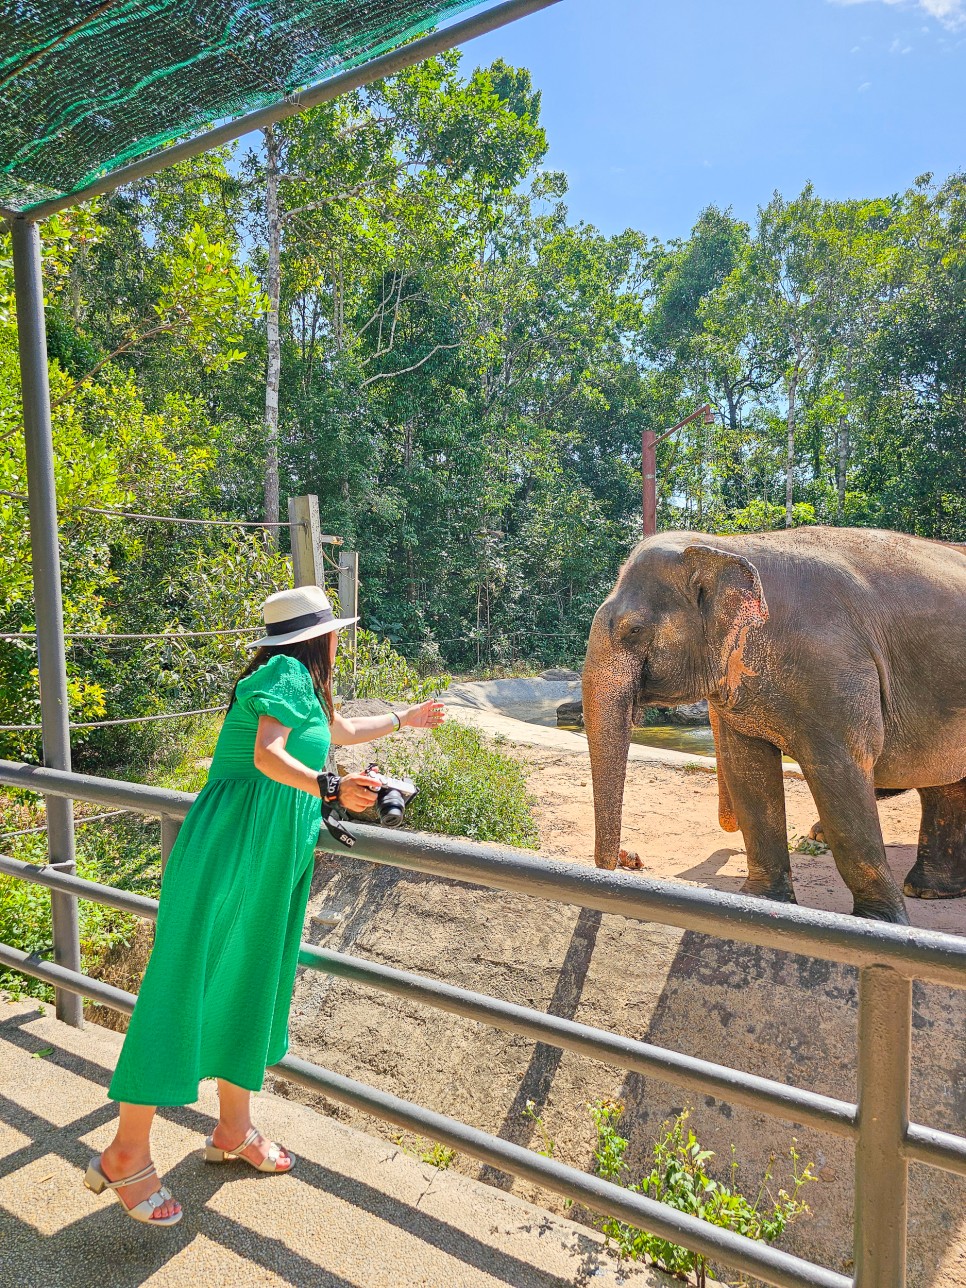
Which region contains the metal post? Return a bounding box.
[853,964,911,1288]
[642,428,657,538]
[10,216,83,1026]
[160,815,181,879]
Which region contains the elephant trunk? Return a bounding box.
[583,609,640,870]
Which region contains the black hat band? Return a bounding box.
[265,607,336,636]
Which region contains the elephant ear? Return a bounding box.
[682,544,769,707]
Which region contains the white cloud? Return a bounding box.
[858,79,873,88]
[829,0,965,28]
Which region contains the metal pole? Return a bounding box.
[643,404,714,539]
[853,964,911,1288]
[14,0,564,224]
[10,216,83,1027]
[642,427,657,537]
[160,815,181,879]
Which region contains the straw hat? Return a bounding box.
[246,585,358,650]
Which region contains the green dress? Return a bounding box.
[108,654,328,1106]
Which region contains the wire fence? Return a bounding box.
[0,809,133,840]
[0,487,305,733]
[0,626,261,641]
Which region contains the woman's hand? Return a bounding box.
[337,769,383,813]
[402,699,446,730]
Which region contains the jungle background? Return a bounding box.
[2,49,965,771]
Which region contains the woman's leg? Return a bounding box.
[211,1079,292,1170]
[99,1104,182,1219]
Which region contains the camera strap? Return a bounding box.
[320,802,356,849]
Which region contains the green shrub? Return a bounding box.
[380,722,538,847]
[588,1100,815,1288]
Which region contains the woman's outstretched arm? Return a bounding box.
[330,698,445,746]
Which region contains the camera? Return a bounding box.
[365,763,418,828]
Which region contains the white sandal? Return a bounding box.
[84,1155,182,1225]
[203,1125,293,1173]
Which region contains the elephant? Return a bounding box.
[583,527,966,924]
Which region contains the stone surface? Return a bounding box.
[539,669,582,682]
[0,998,681,1288]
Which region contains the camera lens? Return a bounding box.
[377,787,406,827]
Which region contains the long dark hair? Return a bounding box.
[229,631,336,721]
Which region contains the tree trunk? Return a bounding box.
[836,421,849,521]
[263,123,282,541]
[785,366,799,527]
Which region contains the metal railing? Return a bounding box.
[1,759,965,1288]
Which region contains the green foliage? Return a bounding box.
[337,628,450,704]
[379,722,538,847]
[588,1101,815,1288]
[716,499,817,533]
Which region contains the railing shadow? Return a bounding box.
[478,907,603,1190]
[0,1005,612,1288]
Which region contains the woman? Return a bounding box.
[84,584,445,1225]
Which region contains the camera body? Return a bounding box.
[365,763,417,828]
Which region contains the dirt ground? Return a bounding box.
[518,745,966,937]
[283,729,966,1288]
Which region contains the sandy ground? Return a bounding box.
[517,745,966,938]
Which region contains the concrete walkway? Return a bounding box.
[0,999,678,1288]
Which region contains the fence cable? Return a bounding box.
[0,704,228,733]
[0,489,295,528]
[1,626,260,641]
[0,809,133,840]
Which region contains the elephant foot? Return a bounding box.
[740,876,797,904]
[807,820,825,844]
[618,848,643,871]
[903,866,966,901]
[852,900,911,925]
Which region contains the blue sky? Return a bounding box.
[459,0,966,242]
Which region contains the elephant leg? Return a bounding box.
[714,719,794,902]
[904,778,966,900]
[797,745,909,924]
[808,789,909,845]
[709,706,739,833]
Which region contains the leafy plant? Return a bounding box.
[380,722,538,847]
[420,1141,457,1169]
[588,1100,815,1288]
[523,1098,556,1158]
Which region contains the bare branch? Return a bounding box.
[359,342,460,388]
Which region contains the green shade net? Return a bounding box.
[0,0,488,212]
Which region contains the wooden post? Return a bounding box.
[288,494,326,587]
[338,550,359,685]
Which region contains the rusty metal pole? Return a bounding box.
[642,428,657,538]
[643,405,715,541]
